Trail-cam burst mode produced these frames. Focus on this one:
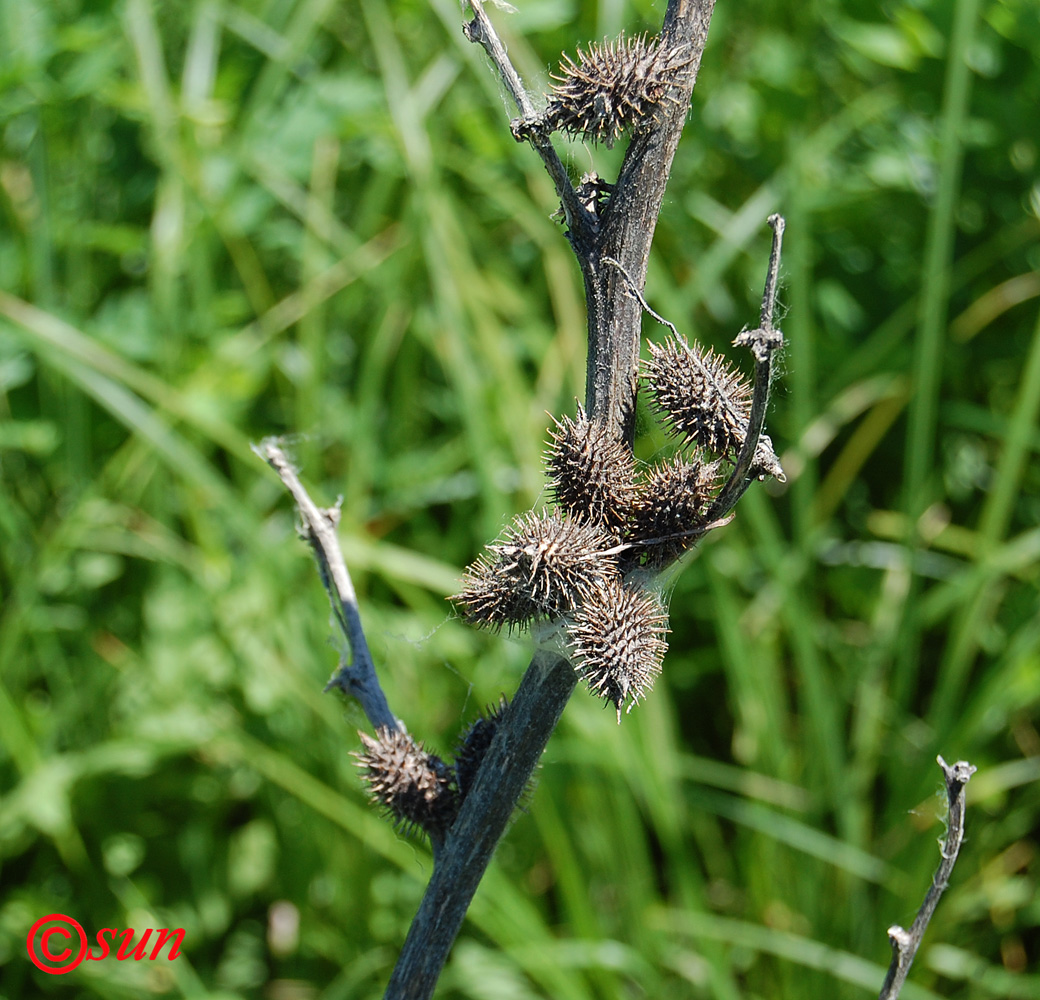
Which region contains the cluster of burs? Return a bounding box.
[354,32,782,841]
[449,31,785,722]
[453,333,782,719]
[357,334,780,841]
[354,703,505,841]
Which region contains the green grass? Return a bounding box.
[1,1,1038,998]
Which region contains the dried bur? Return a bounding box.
[451,509,618,630]
[541,413,675,715]
[544,33,692,148]
[627,454,720,569]
[644,334,783,480]
[355,728,459,840]
[454,699,507,803]
[567,578,669,722]
[546,403,635,535]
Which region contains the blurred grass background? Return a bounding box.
[1,0,1038,997]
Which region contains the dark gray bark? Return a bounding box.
[383,652,575,998]
[580,2,717,443]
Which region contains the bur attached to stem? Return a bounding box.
[643,337,783,479]
[546,403,636,535]
[544,33,692,148]
[452,510,619,630]
[453,699,509,804]
[355,729,459,842]
[566,578,670,721]
[627,455,720,568]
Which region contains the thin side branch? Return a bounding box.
[257,439,400,734]
[878,755,977,1000]
[706,213,786,522]
[758,211,785,336]
[462,0,594,237]
[604,214,785,525]
[604,253,771,446]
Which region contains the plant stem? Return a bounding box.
[379,2,718,995]
[257,439,400,734]
[878,756,976,1000]
[384,651,576,999]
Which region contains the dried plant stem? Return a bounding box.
[257,439,400,734]
[706,212,786,522]
[463,0,594,236]
[384,651,575,999]
[878,756,977,1000]
[378,2,717,995]
[261,2,722,995]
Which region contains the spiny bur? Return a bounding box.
[643,334,783,478]
[452,510,619,630]
[628,455,720,568]
[546,33,690,148]
[355,728,458,839]
[566,578,669,722]
[450,548,537,632]
[453,697,509,804]
[546,403,635,535]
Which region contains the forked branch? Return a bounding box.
[381,2,720,996]
[264,2,744,996]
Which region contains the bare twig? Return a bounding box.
[256,439,400,734]
[706,212,786,522]
[878,755,977,1000]
[461,0,594,238]
[757,212,785,339]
